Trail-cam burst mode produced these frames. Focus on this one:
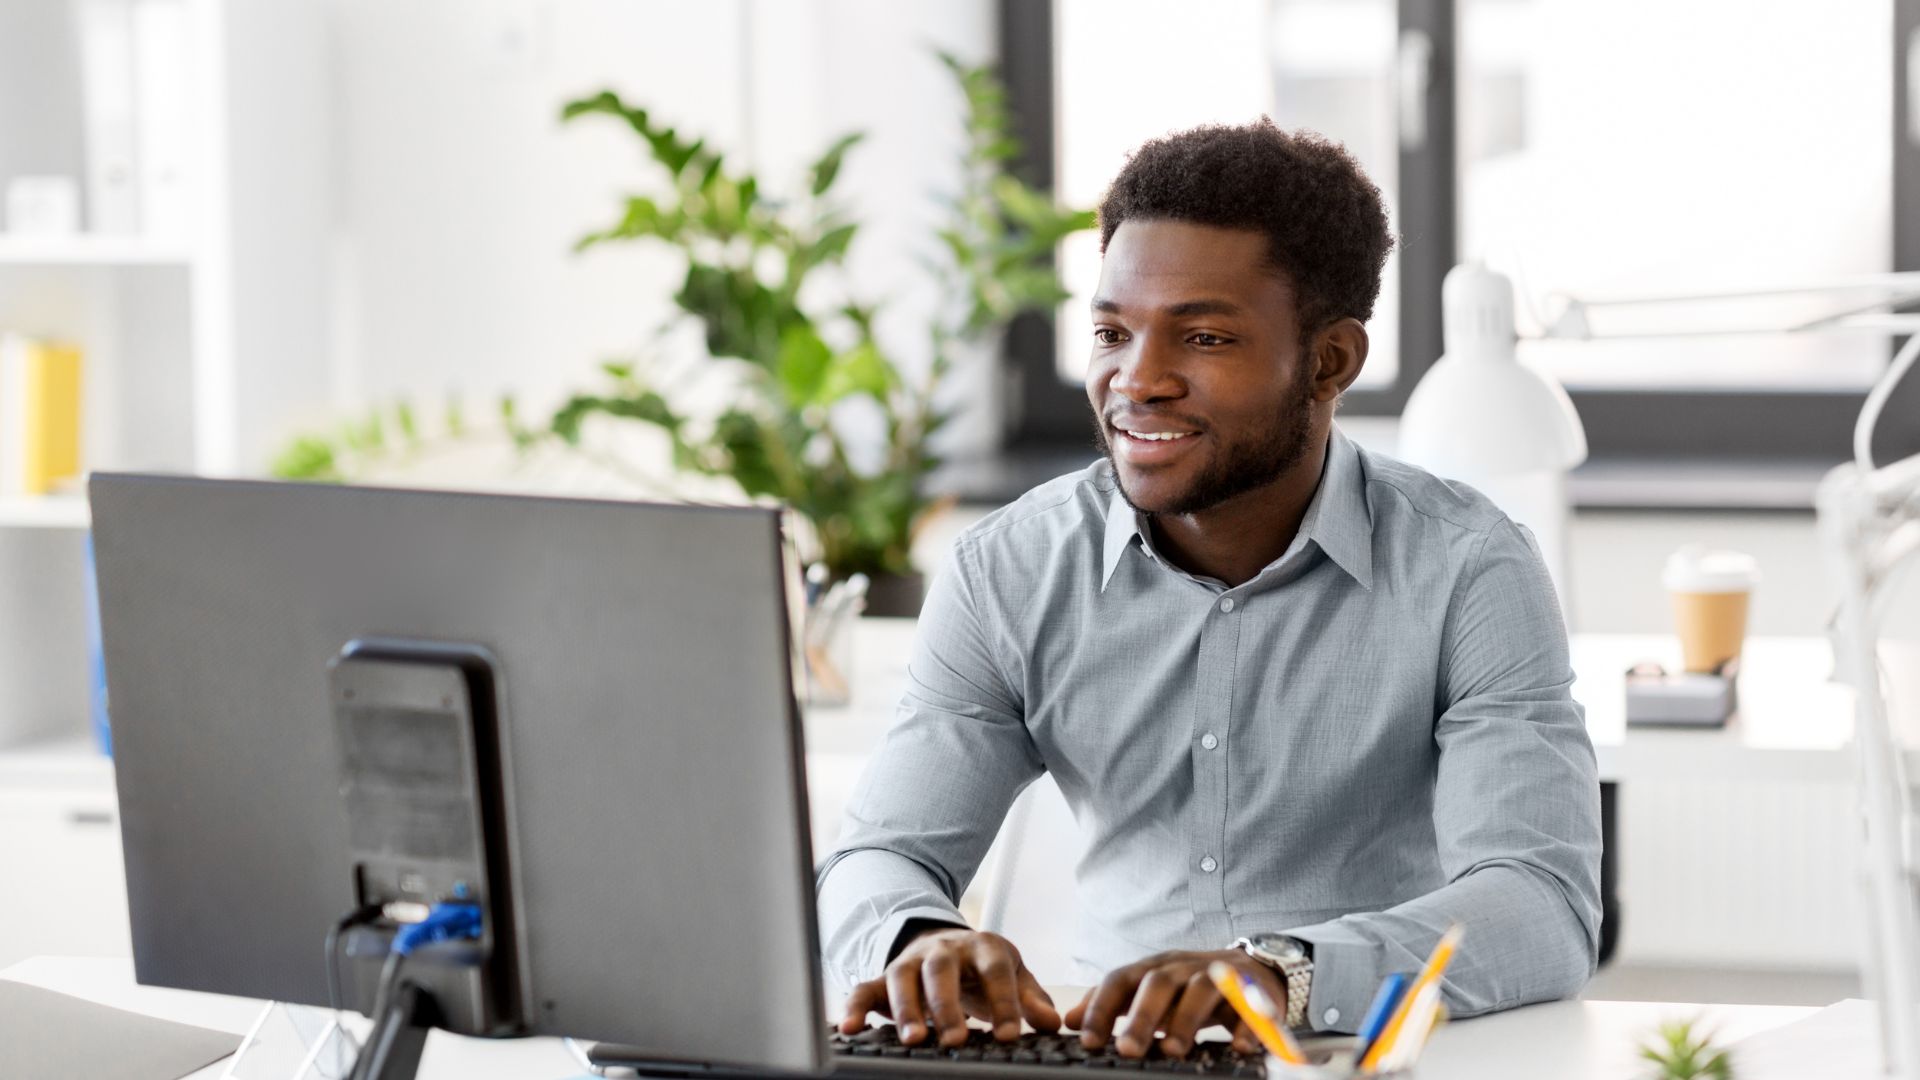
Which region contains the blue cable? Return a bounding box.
[392,902,483,956]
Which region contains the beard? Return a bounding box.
[1100,361,1317,517]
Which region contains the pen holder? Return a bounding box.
[803,595,860,708]
[1267,1051,1411,1079]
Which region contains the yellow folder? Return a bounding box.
[1,335,84,495]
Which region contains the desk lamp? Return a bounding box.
[1397,261,1588,604]
[1529,271,1920,1077]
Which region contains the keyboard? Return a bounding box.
[828,1025,1268,1076]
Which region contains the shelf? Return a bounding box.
[0,495,89,529]
[0,235,192,267]
[0,733,112,790]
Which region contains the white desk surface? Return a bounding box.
[1,956,1846,1080]
[806,620,1858,785]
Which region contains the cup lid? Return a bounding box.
[1662,545,1760,593]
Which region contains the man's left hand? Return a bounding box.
[1062,950,1283,1059]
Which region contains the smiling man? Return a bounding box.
[818,119,1601,1058]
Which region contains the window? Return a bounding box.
[999,0,1920,491]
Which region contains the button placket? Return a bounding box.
[1188,590,1240,938]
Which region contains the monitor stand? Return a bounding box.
[349,976,442,1080]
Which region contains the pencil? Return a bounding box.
[1357,925,1463,1071]
[1206,962,1306,1065]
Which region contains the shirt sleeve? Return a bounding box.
[815,539,1045,991]
[1282,517,1603,1032]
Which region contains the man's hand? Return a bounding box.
[838,928,1061,1047]
[1063,950,1280,1059]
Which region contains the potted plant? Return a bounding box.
[273,55,1088,617]
[544,54,1090,613]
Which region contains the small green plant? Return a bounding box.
[1638,1018,1734,1080]
[272,397,463,482]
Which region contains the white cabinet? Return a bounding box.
[0,743,128,969]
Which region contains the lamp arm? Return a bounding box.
[1550,272,1920,310]
[1856,331,1920,473]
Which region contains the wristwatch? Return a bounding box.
[1232,933,1313,1030]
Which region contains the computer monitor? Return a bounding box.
[88,474,826,1072]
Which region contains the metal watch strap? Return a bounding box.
[1232,935,1313,1029]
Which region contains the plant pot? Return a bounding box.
[862,571,925,618]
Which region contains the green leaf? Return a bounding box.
[394,401,418,445]
[818,341,896,403]
[809,222,859,265]
[270,436,341,482]
[775,325,834,405]
[809,132,865,196]
[550,390,683,445]
[694,150,724,194]
[714,409,783,497]
[676,262,796,364]
[560,90,644,132]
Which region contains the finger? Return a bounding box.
[886,961,929,1045]
[1079,969,1141,1049]
[839,980,888,1033]
[1117,969,1180,1058]
[921,950,970,1048]
[1158,972,1221,1058]
[970,939,1024,1041]
[1063,989,1094,1032]
[1017,967,1061,1033]
[1230,1020,1259,1057]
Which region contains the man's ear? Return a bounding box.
[1310,318,1369,402]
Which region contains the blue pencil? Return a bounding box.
[1350,971,1412,1064]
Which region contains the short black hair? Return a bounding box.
[1098,118,1394,337]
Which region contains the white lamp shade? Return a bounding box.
[1398,353,1589,478]
[1398,262,1589,479]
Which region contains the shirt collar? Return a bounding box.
[1099,426,1374,592]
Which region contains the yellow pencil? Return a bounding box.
[1206,962,1306,1065]
[1358,925,1463,1071]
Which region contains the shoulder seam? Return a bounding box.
[1364,474,1502,535]
[1435,516,1511,698]
[963,473,1107,543]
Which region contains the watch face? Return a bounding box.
[1251,933,1306,962]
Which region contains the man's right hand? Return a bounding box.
[837,928,1061,1047]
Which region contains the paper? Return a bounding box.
[0,980,240,1080]
[1727,998,1882,1080]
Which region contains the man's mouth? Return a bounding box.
[1111,423,1202,464]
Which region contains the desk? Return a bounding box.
[0,956,1846,1080]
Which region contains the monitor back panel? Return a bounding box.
[89,475,822,1070]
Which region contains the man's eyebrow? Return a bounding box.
[1091,296,1246,317]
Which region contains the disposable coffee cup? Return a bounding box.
[1662,546,1760,674]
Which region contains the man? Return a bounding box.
[817,119,1600,1060]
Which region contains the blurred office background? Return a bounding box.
[2,0,1918,1010]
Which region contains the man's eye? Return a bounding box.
[1094,328,1126,345]
[1189,333,1231,347]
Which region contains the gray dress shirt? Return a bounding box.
[817,427,1602,1032]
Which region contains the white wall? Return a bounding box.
[318,0,995,468]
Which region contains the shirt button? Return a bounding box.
[1219,597,1235,613]
[1324,1008,1341,1027]
[1199,856,1218,873]
[1200,733,1219,750]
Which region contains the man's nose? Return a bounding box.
[1109,336,1183,403]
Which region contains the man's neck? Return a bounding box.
[1146,434,1331,589]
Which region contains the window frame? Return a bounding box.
[990,0,1920,502]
